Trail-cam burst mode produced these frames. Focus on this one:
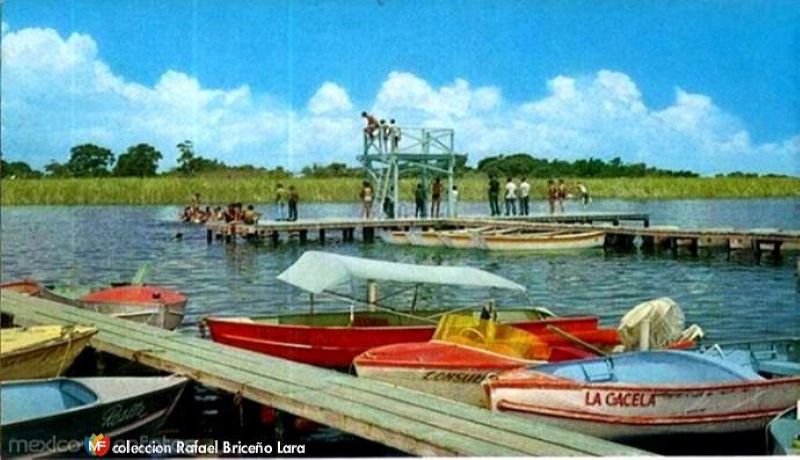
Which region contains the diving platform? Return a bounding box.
[0,290,647,457]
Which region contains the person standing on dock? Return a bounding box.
[275,183,288,220]
[519,177,531,216]
[431,177,443,218]
[288,186,299,221]
[360,181,375,219]
[415,182,427,218]
[504,177,518,216]
[450,185,459,217]
[557,179,567,213]
[488,175,500,216]
[546,179,558,214]
[578,182,591,208]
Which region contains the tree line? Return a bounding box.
[0,141,290,179]
[1,145,790,179]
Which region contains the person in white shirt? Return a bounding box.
[504,177,517,216]
[518,177,531,215]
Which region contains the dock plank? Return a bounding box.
[1,290,649,457]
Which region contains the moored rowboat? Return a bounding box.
[1,280,186,330]
[382,228,606,251]
[1,325,97,381]
[483,350,800,440]
[1,375,188,458]
[354,314,613,406]
[767,406,800,455]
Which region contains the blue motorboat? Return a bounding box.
[1,376,187,458]
[484,350,800,439]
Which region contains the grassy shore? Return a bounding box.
[1,176,798,206]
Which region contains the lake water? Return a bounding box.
[1,198,798,455]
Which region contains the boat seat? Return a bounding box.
[757,360,800,377]
[580,360,615,382]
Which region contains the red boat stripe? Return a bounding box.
[496,399,786,425]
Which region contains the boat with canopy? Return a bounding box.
[205,251,611,369]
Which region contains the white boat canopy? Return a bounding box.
[277,251,526,294]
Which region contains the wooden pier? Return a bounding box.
[206,212,651,244]
[0,290,648,457]
[205,212,798,262]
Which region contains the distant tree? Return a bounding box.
[114,143,162,177]
[0,159,41,178]
[176,140,196,175]
[44,160,73,177]
[66,144,115,177]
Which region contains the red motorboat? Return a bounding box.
[206,251,612,369]
[1,279,186,330]
[353,313,618,406]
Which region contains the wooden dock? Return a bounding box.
[206,212,651,244]
[0,290,648,457]
[205,212,798,262]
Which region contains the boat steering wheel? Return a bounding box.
[460,327,486,343]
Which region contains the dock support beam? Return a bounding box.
[299,230,308,245]
[271,231,279,247]
[319,229,326,244]
[363,227,375,243]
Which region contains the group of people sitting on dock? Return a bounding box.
[488,176,590,216]
[362,112,402,153]
[180,193,262,224]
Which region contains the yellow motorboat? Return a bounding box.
[1,325,97,380]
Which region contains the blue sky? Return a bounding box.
[2,0,798,174]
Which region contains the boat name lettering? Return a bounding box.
[102,401,147,428]
[422,371,488,384]
[584,391,656,407]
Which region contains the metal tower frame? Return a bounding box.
[357,125,465,218]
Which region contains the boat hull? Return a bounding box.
[1,280,186,330]
[1,326,97,381]
[485,368,800,439]
[206,310,610,369]
[767,406,800,455]
[383,230,606,251]
[1,376,187,458]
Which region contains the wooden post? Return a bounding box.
[670,238,678,257]
[367,281,378,312]
[319,229,326,244]
[771,241,782,261]
[643,218,650,228]
[299,230,308,244]
[206,228,213,244]
[271,231,279,247]
[688,238,699,257]
[364,227,375,243]
[752,239,762,265]
[641,236,654,253]
[613,219,620,226]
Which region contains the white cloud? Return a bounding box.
[1,24,797,175]
[308,82,353,115]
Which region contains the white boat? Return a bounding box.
[483,350,800,440]
[382,228,606,251]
